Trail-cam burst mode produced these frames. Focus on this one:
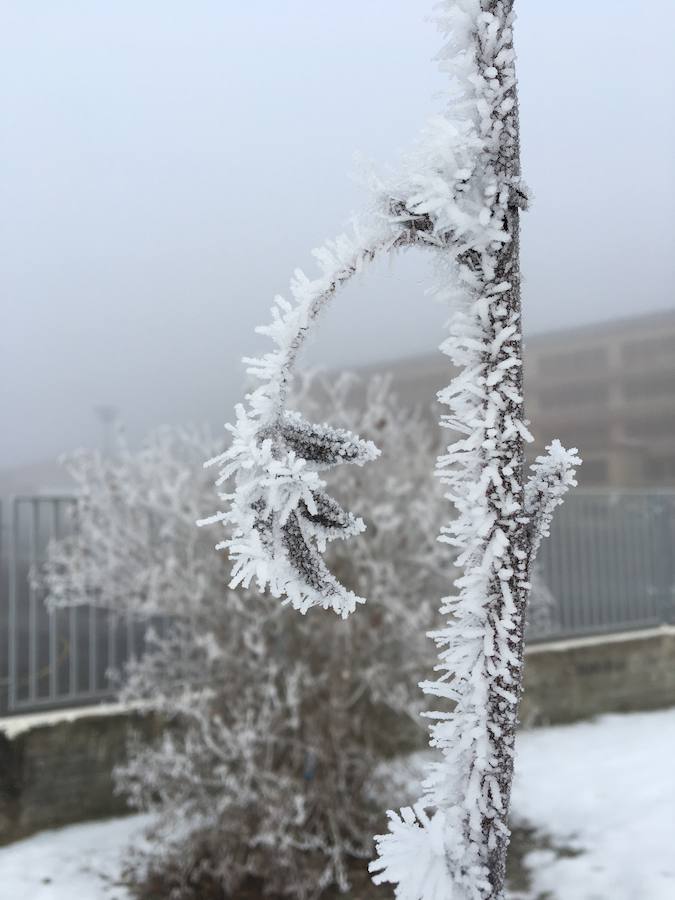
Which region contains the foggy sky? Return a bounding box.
[2,0,674,469]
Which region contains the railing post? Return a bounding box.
[8,499,18,711]
[656,496,675,625]
[28,498,39,704]
[49,499,58,701]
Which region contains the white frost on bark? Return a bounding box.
[205,1,580,898]
[371,4,580,899]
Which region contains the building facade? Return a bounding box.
[525,310,675,487]
[366,308,675,488]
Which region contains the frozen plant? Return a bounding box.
[208,1,580,898]
[43,375,449,899]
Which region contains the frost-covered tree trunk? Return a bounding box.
[206,2,580,898]
[370,9,579,897]
[433,4,532,891]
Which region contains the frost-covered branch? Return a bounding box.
[206,1,579,897]
[525,440,581,566]
[200,223,422,617]
[201,0,533,622]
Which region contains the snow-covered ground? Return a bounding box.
[512,707,675,900]
[0,814,153,900]
[0,708,673,899]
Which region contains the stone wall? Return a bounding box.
[1,627,674,845]
[0,706,159,845]
[521,626,675,725]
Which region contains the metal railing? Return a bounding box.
[1,490,674,714]
[532,490,675,640]
[2,496,149,715]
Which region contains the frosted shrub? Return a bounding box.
[44,374,447,898]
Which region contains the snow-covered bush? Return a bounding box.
[44,373,448,898]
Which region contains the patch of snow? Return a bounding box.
[0,815,153,900]
[512,707,675,900]
[0,703,142,740]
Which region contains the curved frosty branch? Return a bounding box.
[200,223,409,617]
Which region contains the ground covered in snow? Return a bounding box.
[0,708,673,899]
[0,814,153,900]
[511,707,675,899]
